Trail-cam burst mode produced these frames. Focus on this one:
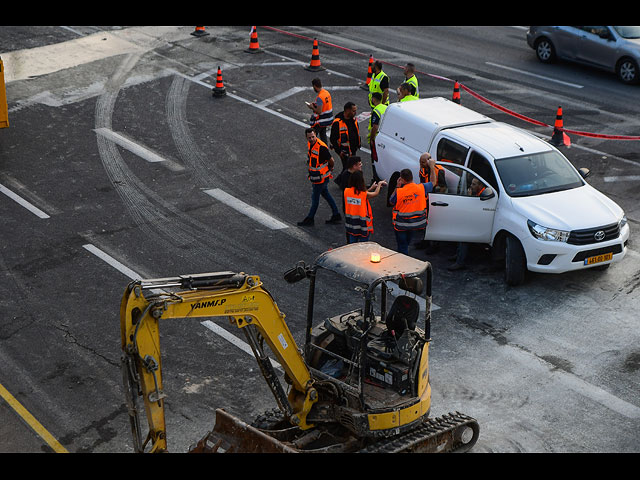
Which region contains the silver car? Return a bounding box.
[527,26,640,84]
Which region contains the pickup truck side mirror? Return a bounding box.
[578,167,591,179]
[479,187,495,201]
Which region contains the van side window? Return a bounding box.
[468,151,499,191]
[436,138,468,166]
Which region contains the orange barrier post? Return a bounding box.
[360,55,374,91]
[246,26,261,53]
[212,66,226,97]
[0,57,8,128]
[304,38,325,71]
[550,106,571,147]
[452,81,461,104]
[191,26,209,37]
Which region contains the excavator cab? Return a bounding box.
[120,242,479,453]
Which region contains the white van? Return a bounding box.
[375,97,630,285]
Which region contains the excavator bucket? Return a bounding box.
[188,409,298,453]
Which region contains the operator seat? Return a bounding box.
[367,295,419,361]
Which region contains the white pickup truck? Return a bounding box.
[374,97,629,285]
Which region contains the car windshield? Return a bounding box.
[613,26,640,39]
[494,150,584,197]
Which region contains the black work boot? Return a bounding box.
[325,213,342,224]
[297,217,314,226]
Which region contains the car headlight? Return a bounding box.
[527,220,570,242]
[620,214,628,229]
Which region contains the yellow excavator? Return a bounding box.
[120,242,479,453]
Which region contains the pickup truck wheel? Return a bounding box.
[505,235,526,286]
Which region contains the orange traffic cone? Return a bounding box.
[550,106,571,147]
[304,38,326,71]
[191,26,209,37]
[452,81,461,104]
[246,26,261,54]
[212,66,226,97]
[360,55,374,91]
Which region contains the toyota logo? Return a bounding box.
[594,230,606,241]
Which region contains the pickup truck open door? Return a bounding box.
[425,163,498,244]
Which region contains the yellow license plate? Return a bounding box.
[584,252,613,265]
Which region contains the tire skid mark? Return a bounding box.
[93,52,269,272]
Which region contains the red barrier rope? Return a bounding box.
[260,26,640,141]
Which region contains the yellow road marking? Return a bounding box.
[0,382,68,453]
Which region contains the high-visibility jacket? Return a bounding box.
[406,74,419,97]
[419,163,445,185]
[332,115,360,156]
[368,70,389,107]
[308,139,332,184]
[310,88,333,128]
[367,102,387,142]
[344,187,373,236]
[392,182,427,231]
[400,94,419,102]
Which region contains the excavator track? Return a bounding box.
[358,411,479,453]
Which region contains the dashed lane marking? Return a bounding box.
[0,182,50,219]
[93,127,184,171]
[202,188,289,230]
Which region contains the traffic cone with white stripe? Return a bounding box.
[304,38,325,71]
[550,106,571,147]
[191,26,209,37]
[360,55,374,91]
[212,66,226,97]
[246,26,261,53]
[452,81,461,104]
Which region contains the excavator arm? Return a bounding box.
[120,272,317,453]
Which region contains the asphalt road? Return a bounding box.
[0,26,639,454]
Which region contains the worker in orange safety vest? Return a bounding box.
[343,170,386,244]
[297,128,341,227]
[389,166,436,255]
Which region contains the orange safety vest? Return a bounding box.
[344,187,373,237]
[310,88,333,128]
[332,116,360,155]
[308,139,332,184]
[419,163,445,185]
[392,182,427,231]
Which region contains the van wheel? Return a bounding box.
[387,171,400,207]
[505,235,526,286]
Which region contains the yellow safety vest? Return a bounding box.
[368,70,389,107]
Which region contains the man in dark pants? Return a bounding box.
[330,102,361,172]
[298,128,341,227]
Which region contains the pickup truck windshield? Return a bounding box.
[495,150,584,197]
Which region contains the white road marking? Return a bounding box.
[82,243,141,280]
[83,242,281,369]
[0,183,50,219]
[485,62,584,89]
[201,320,282,371]
[604,175,640,182]
[203,188,289,230]
[505,341,640,419]
[93,127,183,171]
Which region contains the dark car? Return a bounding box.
[527,26,640,84]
